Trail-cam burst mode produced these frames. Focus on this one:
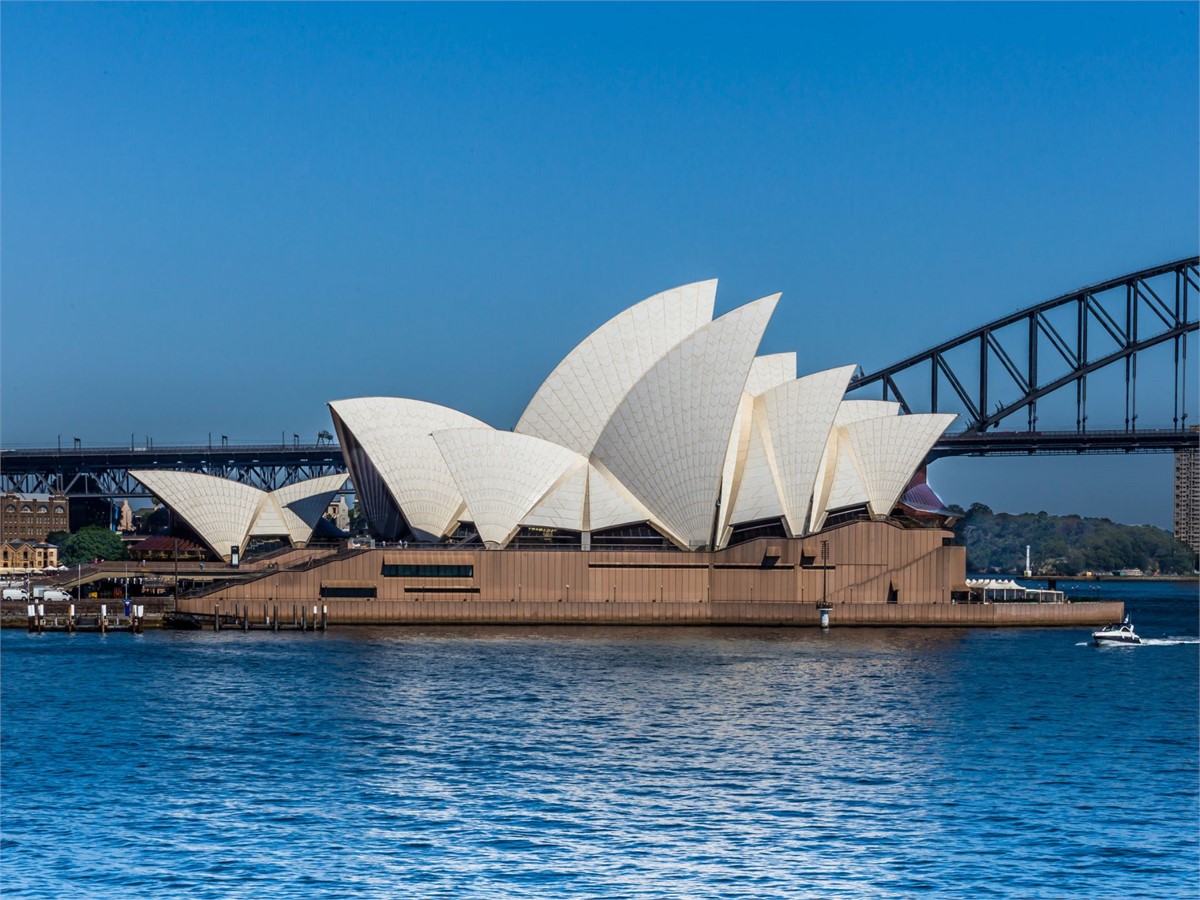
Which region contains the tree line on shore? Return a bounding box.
[46,527,128,567]
[947,503,1196,576]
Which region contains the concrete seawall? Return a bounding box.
[179,598,1125,627]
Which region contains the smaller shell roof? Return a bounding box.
[757,365,858,535]
[840,413,957,517]
[131,470,265,561]
[329,397,491,539]
[433,429,585,548]
[131,470,352,560]
[272,474,349,545]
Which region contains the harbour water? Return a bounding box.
[2,581,1196,898]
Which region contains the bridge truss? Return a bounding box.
[848,257,1199,457]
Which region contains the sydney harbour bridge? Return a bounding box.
[2,256,1196,500]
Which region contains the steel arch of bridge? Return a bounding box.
[848,257,1199,456]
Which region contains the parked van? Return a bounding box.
[38,589,72,603]
[2,588,30,601]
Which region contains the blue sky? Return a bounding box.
[2,3,1196,527]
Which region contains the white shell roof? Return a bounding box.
[133,471,349,557]
[716,353,799,540]
[592,294,779,548]
[835,399,902,426]
[815,429,871,520]
[841,413,956,516]
[249,497,289,538]
[329,397,491,540]
[515,280,717,456]
[744,353,797,397]
[585,461,656,532]
[757,365,857,536]
[517,460,655,533]
[130,470,266,560]
[272,474,349,544]
[433,429,584,548]
[810,399,905,529]
[323,283,952,550]
[726,409,786,528]
[520,460,588,531]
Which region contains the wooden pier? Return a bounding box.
[178,602,330,633]
[24,602,147,634]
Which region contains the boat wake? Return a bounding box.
[1079,637,1200,647]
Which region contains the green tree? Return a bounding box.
[952,505,1195,575]
[58,526,129,566]
[347,505,369,535]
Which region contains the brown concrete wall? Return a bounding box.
[183,597,1123,627]
[191,520,964,609]
[175,518,1121,628]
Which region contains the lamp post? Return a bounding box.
[172,508,179,608]
[819,540,831,629]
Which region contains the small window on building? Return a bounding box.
[319,585,377,599]
[382,564,474,578]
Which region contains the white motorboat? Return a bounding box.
[1092,617,1141,646]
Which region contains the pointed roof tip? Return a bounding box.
[710,291,781,318]
[739,291,781,313]
[748,290,781,303]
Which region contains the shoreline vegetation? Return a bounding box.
[950,503,1196,577]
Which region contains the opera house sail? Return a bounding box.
[325,281,955,553]
[147,280,997,622]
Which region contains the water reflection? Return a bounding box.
[2,589,1195,898]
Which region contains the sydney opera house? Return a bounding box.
[143,281,993,625]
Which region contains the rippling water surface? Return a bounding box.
[3,582,1196,898]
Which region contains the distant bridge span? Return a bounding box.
[0,444,347,499]
[2,258,1197,499]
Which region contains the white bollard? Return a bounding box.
[819,607,831,629]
